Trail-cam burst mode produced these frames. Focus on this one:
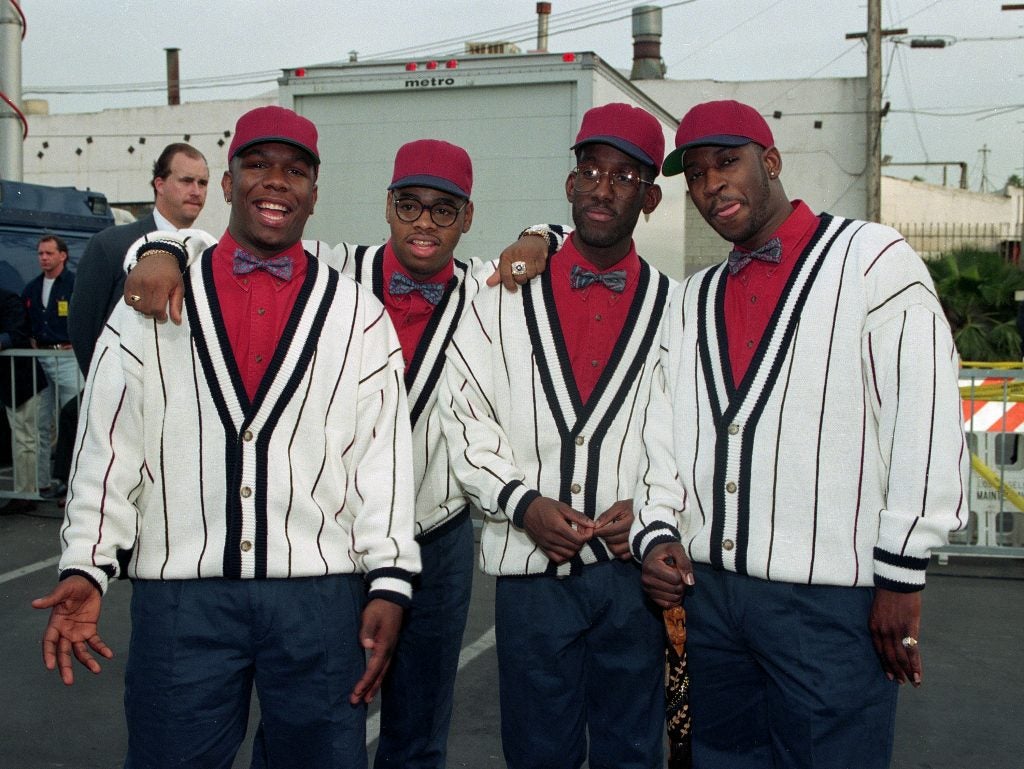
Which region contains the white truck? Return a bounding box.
[278,51,689,279]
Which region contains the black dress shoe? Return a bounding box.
[40,482,68,500]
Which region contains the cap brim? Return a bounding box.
[661,135,757,177]
[232,137,320,164]
[571,136,657,170]
[388,174,469,199]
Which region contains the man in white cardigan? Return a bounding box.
[633,100,968,769]
[113,138,567,769]
[440,103,673,769]
[33,106,420,769]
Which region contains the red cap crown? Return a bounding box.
[571,102,665,172]
[228,106,320,165]
[388,139,473,199]
[662,100,773,177]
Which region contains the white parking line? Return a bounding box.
[4,554,496,751]
[0,555,59,585]
[365,626,497,745]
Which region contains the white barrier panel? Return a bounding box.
[952,367,1024,558]
[0,349,81,504]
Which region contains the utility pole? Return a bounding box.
[866,0,882,222]
[846,2,905,222]
[978,145,992,193]
[0,0,24,181]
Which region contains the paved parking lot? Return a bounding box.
[2,503,1020,768]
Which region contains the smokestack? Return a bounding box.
[165,47,181,106]
[0,0,25,180]
[536,2,551,53]
[630,5,665,80]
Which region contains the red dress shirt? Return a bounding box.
[550,235,640,404]
[382,242,454,370]
[724,201,819,386]
[212,231,308,400]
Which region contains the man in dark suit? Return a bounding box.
[22,235,78,497]
[68,142,208,375]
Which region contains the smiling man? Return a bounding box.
[119,136,563,769]
[439,103,673,769]
[338,139,479,769]
[33,106,420,769]
[632,99,968,769]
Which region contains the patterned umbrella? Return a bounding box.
[663,605,692,769]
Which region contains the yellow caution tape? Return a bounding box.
[960,362,1024,401]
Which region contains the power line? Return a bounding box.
[24,0,687,98]
[663,0,788,70]
[362,0,638,60]
[889,29,930,161]
[892,104,1024,118]
[364,0,699,61]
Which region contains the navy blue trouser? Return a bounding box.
[686,564,899,769]
[374,512,474,769]
[495,559,665,769]
[123,576,368,769]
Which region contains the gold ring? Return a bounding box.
[128,294,142,304]
[511,261,528,276]
[901,636,918,649]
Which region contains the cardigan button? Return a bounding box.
[240,540,253,552]
[571,483,581,494]
[722,539,735,551]
[728,423,739,435]
[725,481,737,493]
[243,430,254,442]
[575,435,585,446]
[241,486,252,498]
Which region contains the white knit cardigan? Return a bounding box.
[441,255,674,577]
[633,215,968,591]
[61,248,420,601]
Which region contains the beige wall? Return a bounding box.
[882,176,1023,257]
[883,176,1022,225]
[22,98,274,236]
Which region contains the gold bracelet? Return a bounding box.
[135,249,177,263]
[518,227,550,240]
[518,226,556,256]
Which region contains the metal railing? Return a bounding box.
[887,221,1021,261]
[3,352,1021,562]
[0,348,82,503]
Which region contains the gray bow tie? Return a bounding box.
[389,272,445,305]
[570,264,627,293]
[233,248,293,281]
[727,237,783,275]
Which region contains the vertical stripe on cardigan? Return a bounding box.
[443,256,672,577]
[185,248,339,579]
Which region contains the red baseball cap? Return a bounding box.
[571,102,665,171]
[228,106,320,165]
[388,139,473,199]
[662,100,774,177]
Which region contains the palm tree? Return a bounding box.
[926,248,1024,362]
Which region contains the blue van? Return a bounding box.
[0,180,114,292]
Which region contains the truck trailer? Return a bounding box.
[278,51,689,279]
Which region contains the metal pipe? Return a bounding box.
[630,5,664,80]
[0,0,24,180]
[536,3,551,53]
[166,47,181,106]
